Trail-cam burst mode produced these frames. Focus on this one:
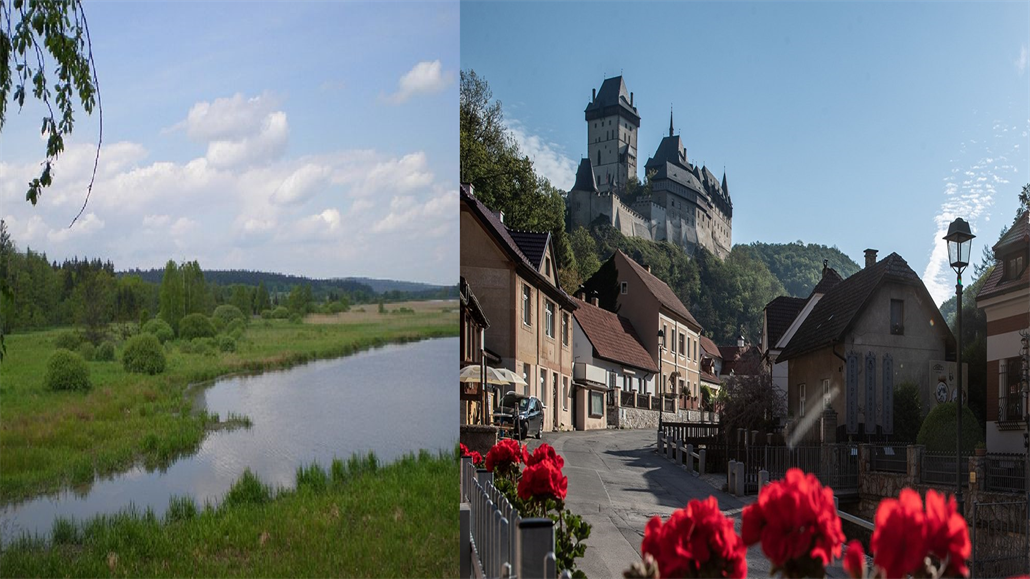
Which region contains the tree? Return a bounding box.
[1,0,102,220]
[72,268,113,344]
[158,259,183,335]
[230,284,251,315]
[254,281,271,314]
[287,284,312,315]
[718,372,785,441]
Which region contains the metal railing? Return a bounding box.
[984,453,1027,494]
[920,451,968,486]
[819,444,859,494]
[972,499,1029,578]
[869,444,907,474]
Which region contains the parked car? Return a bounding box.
[493,392,544,440]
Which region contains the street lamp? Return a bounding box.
[658,329,666,436]
[945,217,975,516]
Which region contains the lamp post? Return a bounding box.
[658,329,666,436]
[945,217,975,516]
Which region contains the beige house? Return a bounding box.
[582,250,704,411]
[460,277,491,425]
[460,185,577,432]
[976,210,1030,454]
[777,250,955,443]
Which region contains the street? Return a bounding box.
[531,429,850,578]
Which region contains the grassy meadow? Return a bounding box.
[1,450,458,577]
[0,301,457,504]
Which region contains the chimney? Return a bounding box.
[645,265,651,273]
[576,289,587,301]
[591,297,599,307]
[864,249,878,268]
[737,335,745,348]
[592,88,596,100]
[497,210,504,223]
[822,259,828,275]
[630,92,634,106]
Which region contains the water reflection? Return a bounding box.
[0,337,457,542]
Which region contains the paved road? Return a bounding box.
[530,429,849,579]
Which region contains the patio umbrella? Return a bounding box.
[459,364,508,385]
[494,367,527,386]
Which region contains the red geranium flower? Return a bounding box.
[740,468,844,574]
[469,450,483,466]
[485,439,524,474]
[871,488,927,579]
[843,540,866,579]
[460,443,470,456]
[641,496,747,578]
[517,458,567,502]
[525,443,564,469]
[924,489,970,577]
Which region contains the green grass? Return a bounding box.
[0,309,457,503]
[0,451,459,578]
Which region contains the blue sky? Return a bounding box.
[1,2,458,285]
[461,1,1030,304]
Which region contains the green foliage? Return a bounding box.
[287,284,313,314]
[53,330,82,351]
[271,306,290,319]
[178,313,215,340]
[72,270,114,344]
[43,349,91,392]
[165,495,197,524]
[224,318,245,336]
[700,384,714,411]
[260,309,273,320]
[378,300,386,314]
[95,340,115,362]
[121,333,167,375]
[720,372,785,436]
[893,382,924,442]
[51,517,82,546]
[917,401,984,453]
[296,462,329,493]
[158,260,184,334]
[217,335,236,353]
[554,509,590,578]
[76,341,95,362]
[288,312,303,324]
[254,281,272,313]
[221,469,272,509]
[747,241,861,298]
[141,318,174,343]
[213,304,247,328]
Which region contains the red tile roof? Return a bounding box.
[699,335,721,359]
[977,210,1029,302]
[572,297,659,373]
[616,250,702,330]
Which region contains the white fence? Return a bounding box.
[460,457,573,579]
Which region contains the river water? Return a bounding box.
[0,337,457,542]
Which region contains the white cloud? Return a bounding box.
[183,92,280,142]
[384,60,454,104]
[507,120,577,191]
[48,212,104,243]
[271,163,332,205]
[372,187,455,234]
[205,111,288,169]
[1017,45,1028,76]
[352,152,434,197]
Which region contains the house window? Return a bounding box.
[553,373,559,413]
[545,301,555,338]
[523,363,531,396]
[1004,253,1026,281]
[671,329,677,354]
[822,379,830,410]
[540,369,547,406]
[522,285,532,326]
[590,392,604,417]
[562,313,569,347]
[620,281,628,295]
[799,383,806,418]
[890,300,904,335]
[679,334,685,358]
[562,378,569,411]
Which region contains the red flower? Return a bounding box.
[460,443,470,457]
[485,439,524,474]
[740,468,844,572]
[871,489,927,579]
[469,451,483,466]
[525,443,564,469]
[924,490,970,577]
[843,540,866,579]
[641,497,747,578]
[517,458,567,502]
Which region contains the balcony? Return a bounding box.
[573,362,607,385]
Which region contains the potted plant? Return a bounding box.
[975,441,987,456]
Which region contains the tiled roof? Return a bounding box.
[778,252,933,362]
[699,335,721,359]
[585,76,639,122]
[811,268,843,296]
[460,276,489,328]
[718,345,747,362]
[572,158,599,193]
[508,230,550,270]
[764,296,806,349]
[572,298,658,373]
[617,250,702,330]
[978,211,1029,302]
[460,185,577,310]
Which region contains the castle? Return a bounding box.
[567,76,734,260]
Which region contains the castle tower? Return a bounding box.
[585,76,640,193]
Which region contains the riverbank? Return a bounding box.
[0,306,457,504]
[0,451,458,577]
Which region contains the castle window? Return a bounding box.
[620,281,628,295]
[890,299,904,335]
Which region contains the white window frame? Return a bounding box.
[522,284,532,326]
[545,301,555,338]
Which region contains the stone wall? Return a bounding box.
[459,425,498,456]
[609,407,714,429]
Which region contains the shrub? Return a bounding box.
[229,327,244,341]
[211,315,226,333]
[95,341,116,362]
[142,318,174,344]
[76,341,96,362]
[44,349,92,392]
[288,312,303,324]
[217,335,236,353]
[122,334,167,375]
[917,401,984,453]
[271,306,290,319]
[139,308,150,327]
[260,309,273,320]
[179,313,216,340]
[53,331,82,351]
[893,381,924,442]
[213,304,248,328]
[222,469,271,508]
[224,318,245,336]
[296,463,328,493]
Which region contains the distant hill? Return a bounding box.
[746,242,861,298]
[120,268,457,301]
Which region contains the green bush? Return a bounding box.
[222,469,272,509]
[217,335,237,353]
[211,316,226,333]
[76,342,96,362]
[95,341,116,362]
[122,334,167,375]
[893,381,924,442]
[142,318,175,344]
[44,349,92,392]
[213,304,248,328]
[139,308,150,327]
[288,312,303,324]
[53,331,82,351]
[271,306,290,319]
[260,309,273,320]
[917,401,984,453]
[179,313,216,340]
[224,319,245,336]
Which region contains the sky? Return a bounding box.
[461,1,1030,305]
[1,2,458,286]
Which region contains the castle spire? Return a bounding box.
[669,105,674,137]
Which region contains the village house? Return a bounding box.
[459,276,492,425]
[976,210,1030,454]
[582,250,704,415]
[571,296,659,430]
[698,335,723,405]
[775,250,956,443]
[460,185,578,432]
